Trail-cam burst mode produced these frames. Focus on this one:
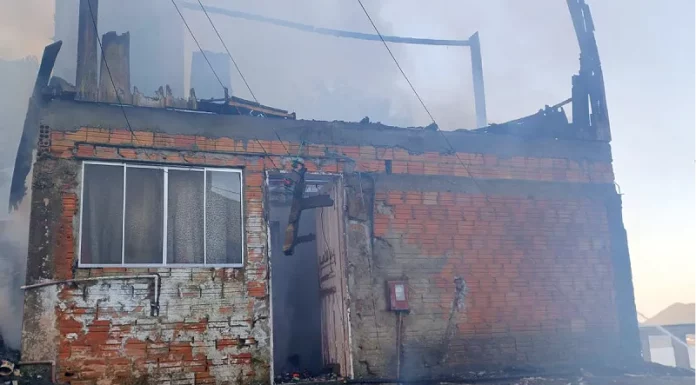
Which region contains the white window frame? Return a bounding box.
[78,161,245,268]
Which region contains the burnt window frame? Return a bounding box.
[78,161,245,268]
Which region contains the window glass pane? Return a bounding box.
[80,163,124,264]
[124,167,164,264]
[167,169,204,264]
[206,171,243,264]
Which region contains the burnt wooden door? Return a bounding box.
[316,179,351,376]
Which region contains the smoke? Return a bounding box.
[0,0,582,349]
[0,55,38,349]
[49,0,579,130]
[173,0,577,128]
[0,205,30,350]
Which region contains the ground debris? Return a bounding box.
[0,335,53,385]
[274,363,694,385]
[275,367,342,384]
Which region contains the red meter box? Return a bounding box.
[387,280,409,311]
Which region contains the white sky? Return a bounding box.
[0,0,693,318]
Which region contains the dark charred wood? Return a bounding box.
[300,195,334,210]
[295,234,316,246]
[283,166,307,256]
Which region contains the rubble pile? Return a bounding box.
[275,366,342,384]
[0,335,53,385]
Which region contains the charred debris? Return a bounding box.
[11,0,609,215]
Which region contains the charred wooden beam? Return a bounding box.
[283,166,306,256]
[76,0,99,101]
[301,195,334,210]
[188,88,198,110]
[98,31,131,104]
[567,0,610,141]
[9,41,62,210]
[283,165,334,255]
[571,74,589,128]
[196,97,296,119]
[295,234,316,246]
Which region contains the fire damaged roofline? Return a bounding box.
[38,98,613,163]
[9,0,610,211]
[197,95,296,119]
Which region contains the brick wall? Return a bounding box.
[48,127,614,183]
[21,108,638,385]
[347,182,621,378]
[24,154,270,385]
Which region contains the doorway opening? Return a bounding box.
[268,172,351,383]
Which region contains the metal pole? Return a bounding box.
[469,32,487,128]
[180,3,471,47]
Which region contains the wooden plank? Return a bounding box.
[283,166,306,255]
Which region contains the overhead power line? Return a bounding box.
[355,0,436,125]
[86,0,135,138]
[171,0,291,168]
[194,0,291,157]
[195,0,259,103]
[171,0,227,93]
[355,0,490,202]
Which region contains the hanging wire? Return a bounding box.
[195,0,258,103]
[86,0,135,138]
[356,0,436,124]
[172,0,292,169]
[355,0,490,201]
[172,0,227,92]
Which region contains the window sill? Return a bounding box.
[78,264,245,269]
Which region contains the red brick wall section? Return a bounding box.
[49,127,614,183]
[379,190,617,328]
[358,189,620,374]
[49,152,270,384]
[35,126,620,383]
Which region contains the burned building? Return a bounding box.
[8,1,644,384]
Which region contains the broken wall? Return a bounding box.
[53,0,185,96]
[21,99,639,384]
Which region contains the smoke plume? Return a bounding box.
[0,0,581,349]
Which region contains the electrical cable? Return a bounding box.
[171,0,227,93]
[172,0,288,169]
[356,0,435,124]
[195,0,258,103]
[86,0,135,139]
[355,0,490,202]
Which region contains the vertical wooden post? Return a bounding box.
[98,31,132,104]
[76,0,99,101]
